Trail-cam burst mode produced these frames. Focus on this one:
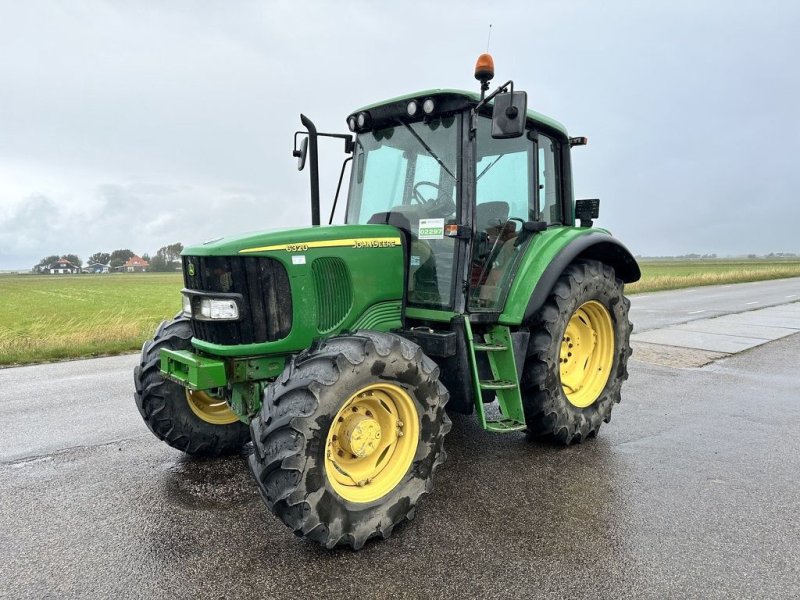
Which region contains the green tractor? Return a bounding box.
[134,54,640,549]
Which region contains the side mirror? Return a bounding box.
[491,91,527,139]
[293,136,309,171]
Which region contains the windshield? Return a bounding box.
[345,116,459,224]
[345,115,460,309]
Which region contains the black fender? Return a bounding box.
[523,231,640,322]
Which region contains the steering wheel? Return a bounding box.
[412,181,441,205]
[411,181,456,217]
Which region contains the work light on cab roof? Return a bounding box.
[134,48,641,551]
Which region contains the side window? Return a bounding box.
[536,132,562,223]
[476,151,530,221]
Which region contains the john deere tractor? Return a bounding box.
[134,54,640,549]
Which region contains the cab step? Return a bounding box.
[472,342,508,352]
[485,419,528,433]
[464,321,527,433]
[479,379,517,390]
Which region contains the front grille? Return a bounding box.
[183,256,292,345]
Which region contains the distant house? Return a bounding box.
[49,258,81,274]
[85,262,110,274]
[122,255,149,273]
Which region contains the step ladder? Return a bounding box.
[465,321,527,433]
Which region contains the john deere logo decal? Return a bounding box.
[188,263,196,276]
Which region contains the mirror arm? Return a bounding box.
[300,114,321,226]
[328,156,353,225]
[470,79,515,138]
[316,132,355,154]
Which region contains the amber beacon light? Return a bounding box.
[474,52,495,82]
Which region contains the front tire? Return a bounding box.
[521,260,633,444]
[133,316,250,456]
[248,331,450,549]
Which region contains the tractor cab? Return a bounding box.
[343,88,569,315]
[295,55,578,321]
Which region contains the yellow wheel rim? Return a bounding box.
[560,300,615,408]
[185,389,240,425]
[324,383,419,503]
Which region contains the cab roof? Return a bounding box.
[353,88,567,136]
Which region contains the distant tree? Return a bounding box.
[141,253,151,263]
[89,252,111,265]
[64,254,81,268]
[148,254,171,272]
[109,249,135,269]
[34,255,60,272]
[155,242,184,271]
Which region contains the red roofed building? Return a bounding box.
[49,258,81,274]
[123,255,149,273]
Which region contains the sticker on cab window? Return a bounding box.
[418,218,445,240]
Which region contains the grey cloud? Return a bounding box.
[1,0,799,269]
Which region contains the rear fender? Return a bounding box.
[499,229,640,325]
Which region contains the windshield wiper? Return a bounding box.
[477,154,505,181]
[400,122,456,180]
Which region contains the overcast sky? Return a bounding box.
[1,0,799,269]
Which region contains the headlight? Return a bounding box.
[198,298,239,321]
[422,98,435,114]
[406,100,418,117]
[182,294,192,317]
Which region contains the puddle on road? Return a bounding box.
[160,450,259,510]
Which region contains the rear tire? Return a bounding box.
[248,331,450,549]
[520,260,632,445]
[133,316,250,456]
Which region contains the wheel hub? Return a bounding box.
[324,383,419,503]
[185,389,240,425]
[559,300,615,408]
[339,413,382,458]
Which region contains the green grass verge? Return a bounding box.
[1,259,799,366]
[628,258,800,293]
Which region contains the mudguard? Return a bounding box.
[498,228,640,326]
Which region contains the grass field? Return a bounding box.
[628,258,800,293]
[2,258,799,366]
[0,273,182,366]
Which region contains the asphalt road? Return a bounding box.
[629,276,800,331]
[1,280,799,599]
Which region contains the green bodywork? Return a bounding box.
[159,88,633,429]
[187,224,405,357]
[163,223,407,421]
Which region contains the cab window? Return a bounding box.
[536,132,562,224]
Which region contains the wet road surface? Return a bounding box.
[2,284,799,598]
[630,276,800,331]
